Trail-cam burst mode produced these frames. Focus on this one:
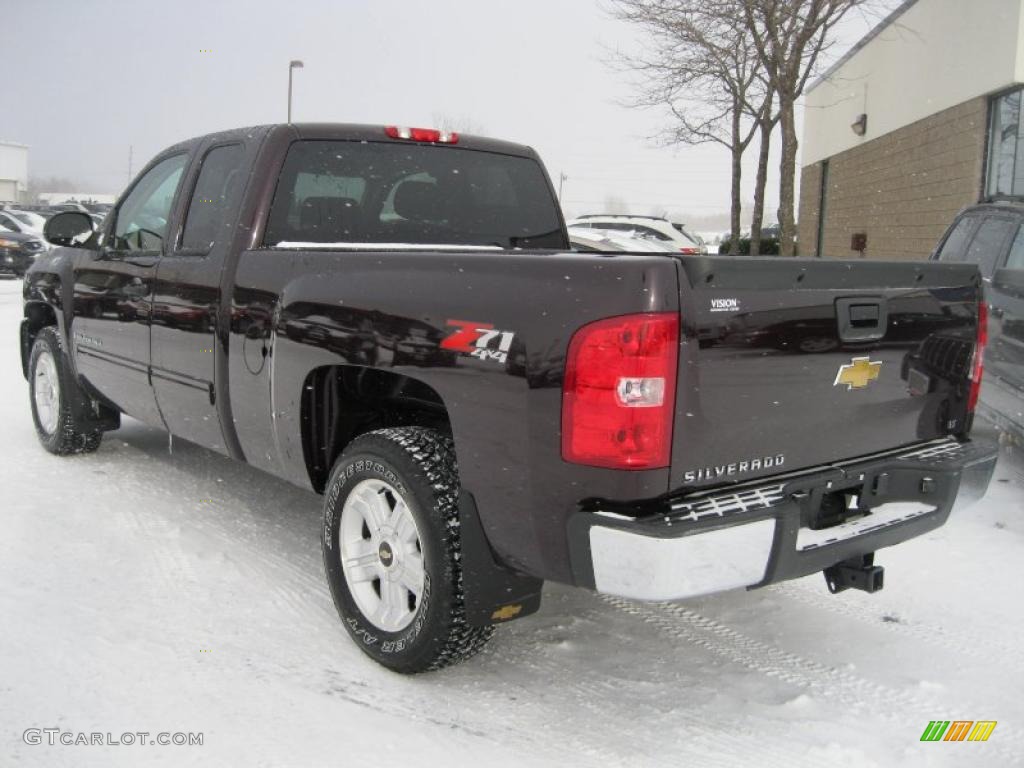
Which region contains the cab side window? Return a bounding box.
[181,144,246,252]
[966,217,1016,278]
[111,154,189,252]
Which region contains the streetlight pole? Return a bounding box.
[287,60,304,123]
[558,172,567,203]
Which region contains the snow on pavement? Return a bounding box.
[0,277,1021,767]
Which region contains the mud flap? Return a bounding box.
[458,491,543,626]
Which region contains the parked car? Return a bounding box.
[49,202,91,214]
[15,204,59,218]
[930,202,1024,438]
[23,123,996,673]
[0,229,47,276]
[568,214,706,254]
[569,226,683,253]
[0,210,45,236]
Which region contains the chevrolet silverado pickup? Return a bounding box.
[22,123,998,672]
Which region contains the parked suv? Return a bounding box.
[931,202,1024,438]
[567,215,706,254]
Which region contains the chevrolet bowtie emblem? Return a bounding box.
[834,357,883,390]
[491,604,523,621]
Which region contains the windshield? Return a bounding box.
[264,140,565,249]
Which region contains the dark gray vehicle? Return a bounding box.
[931,202,1024,437]
[0,229,46,276]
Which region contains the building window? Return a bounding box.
[986,87,1024,198]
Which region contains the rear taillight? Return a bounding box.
[562,312,679,469]
[679,247,700,255]
[968,299,988,412]
[384,125,458,144]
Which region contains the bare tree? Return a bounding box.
[431,113,488,136]
[611,1,775,254]
[749,88,779,256]
[742,0,873,255]
[26,176,92,203]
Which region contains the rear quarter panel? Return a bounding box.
[228,248,680,582]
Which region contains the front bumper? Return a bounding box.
[567,437,999,601]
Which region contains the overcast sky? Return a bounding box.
[6,0,879,229]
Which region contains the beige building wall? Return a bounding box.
[798,97,988,260]
[802,0,1023,166]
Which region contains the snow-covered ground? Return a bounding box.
[1,276,1021,768]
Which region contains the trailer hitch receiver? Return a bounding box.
[824,553,884,594]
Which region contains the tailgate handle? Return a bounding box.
[836,297,888,342]
[849,303,879,326]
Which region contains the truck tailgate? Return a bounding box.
[671,257,982,491]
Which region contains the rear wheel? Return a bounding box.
[322,427,494,673]
[29,327,102,455]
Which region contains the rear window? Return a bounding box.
[596,222,670,241]
[264,140,564,249]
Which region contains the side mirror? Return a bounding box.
[44,211,96,248]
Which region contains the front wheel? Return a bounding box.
[322,427,494,673]
[29,327,102,455]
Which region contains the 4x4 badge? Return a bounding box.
[834,357,882,390]
[441,319,515,364]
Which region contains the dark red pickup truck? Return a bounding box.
[22,123,997,672]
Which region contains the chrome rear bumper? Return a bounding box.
[568,437,999,601]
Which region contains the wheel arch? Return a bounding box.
[21,300,59,379]
[300,364,452,494]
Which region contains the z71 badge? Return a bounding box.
[441,319,515,364]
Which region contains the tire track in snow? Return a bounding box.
[772,581,1024,668]
[603,596,932,709]
[481,604,813,768]
[603,596,1023,766]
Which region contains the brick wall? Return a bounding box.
[797,96,988,260]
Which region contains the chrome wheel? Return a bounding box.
[33,348,60,436]
[339,478,425,633]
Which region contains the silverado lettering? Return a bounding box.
[682,454,786,483]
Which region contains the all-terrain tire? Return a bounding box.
[322,427,494,673]
[29,327,102,455]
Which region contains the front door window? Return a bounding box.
[111,154,189,253]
